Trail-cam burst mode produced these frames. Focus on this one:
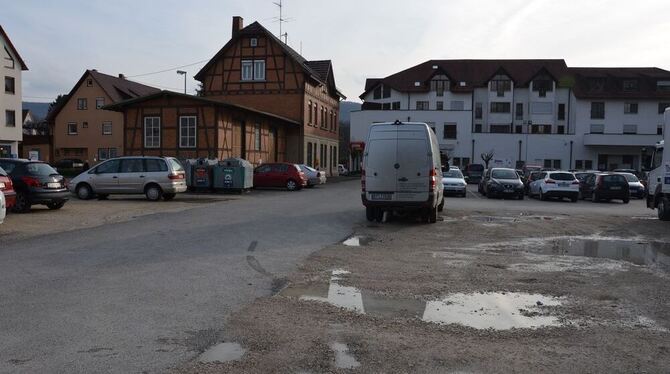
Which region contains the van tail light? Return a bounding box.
[21,176,42,188]
[429,168,436,191]
[168,173,184,180]
[361,169,366,192]
[545,179,556,184]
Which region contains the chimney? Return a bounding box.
[232,16,243,38]
[118,74,125,79]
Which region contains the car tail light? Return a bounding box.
[545,179,556,184]
[429,168,436,191]
[168,173,184,180]
[361,169,366,192]
[21,176,42,188]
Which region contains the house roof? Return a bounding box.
[194,21,345,98]
[22,109,31,122]
[46,70,160,122]
[0,25,28,70]
[360,59,570,98]
[569,67,670,99]
[103,90,301,126]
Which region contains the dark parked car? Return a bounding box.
[0,166,16,209]
[0,159,69,212]
[253,163,308,191]
[579,173,630,203]
[616,172,646,199]
[464,163,485,184]
[480,168,525,199]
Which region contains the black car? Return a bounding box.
[579,173,630,203]
[0,159,69,212]
[480,168,525,199]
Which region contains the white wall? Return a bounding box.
[0,32,23,156]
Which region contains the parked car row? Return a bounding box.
[0,159,69,213]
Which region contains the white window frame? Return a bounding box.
[96,97,105,109]
[179,116,197,148]
[144,117,161,148]
[102,121,112,135]
[67,122,77,135]
[253,60,265,80]
[241,60,253,81]
[250,38,258,47]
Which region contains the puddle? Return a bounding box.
[447,215,563,224]
[282,270,564,330]
[330,342,361,369]
[198,342,246,363]
[342,236,373,247]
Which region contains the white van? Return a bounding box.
[361,121,444,223]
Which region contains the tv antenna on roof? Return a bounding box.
[272,0,292,44]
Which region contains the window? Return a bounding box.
[558,103,566,120]
[490,74,511,96]
[450,101,464,110]
[96,97,105,109]
[658,81,670,92]
[416,101,429,110]
[4,76,15,94]
[475,103,483,119]
[443,123,457,139]
[623,79,639,92]
[590,124,604,134]
[575,160,583,169]
[5,110,15,127]
[121,158,145,173]
[591,102,605,119]
[532,75,553,97]
[474,124,482,133]
[490,124,511,133]
[98,148,109,161]
[515,125,522,133]
[515,103,523,120]
[623,124,637,134]
[544,159,561,169]
[557,125,565,134]
[382,103,391,110]
[431,77,449,97]
[250,38,258,47]
[3,46,15,69]
[313,104,318,126]
[308,101,312,124]
[67,122,77,134]
[146,158,168,172]
[490,102,511,113]
[86,78,93,87]
[659,102,670,114]
[254,123,261,151]
[77,98,87,110]
[531,102,553,114]
[436,101,444,111]
[531,124,552,134]
[658,124,664,135]
[241,60,253,81]
[588,78,606,92]
[109,148,118,159]
[82,121,88,128]
[179,116,196,148]
[253,60,265,80]
[382,85,391,98]
[392,101,401,110]
[102,121,112,135]
[144,117,161,148]
[373,86,381,99]
[96,159,120,174]
[307,142,313,166]
[624,102,638,114]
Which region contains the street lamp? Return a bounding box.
[176,70,187,94]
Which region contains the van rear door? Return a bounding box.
[364,126,397,201]
[396,125,430,202]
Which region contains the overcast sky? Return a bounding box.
[3,0,670,103]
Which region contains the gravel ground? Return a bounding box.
[176,201,670,373]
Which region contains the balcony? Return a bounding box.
[582,133,662,147]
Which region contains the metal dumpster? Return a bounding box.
[213,157,254,192]
[186,158,218,190]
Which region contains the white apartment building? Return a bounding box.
[350,60,670,171]
[0,25,27,158]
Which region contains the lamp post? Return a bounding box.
[176,70,187,94]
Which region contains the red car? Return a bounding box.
[0,165,16,209]
[253,163,308,191]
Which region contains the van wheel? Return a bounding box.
[286,179,298,191]
[76,183,93,200]
[658,196,670,221]
[429,206,438,223]
[366,207,375,222]
[145,184,163,201]
[375,209,384,223]
[438,197,445,212]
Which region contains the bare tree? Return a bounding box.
[481,150,495,169]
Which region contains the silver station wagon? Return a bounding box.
[69,156,187,201]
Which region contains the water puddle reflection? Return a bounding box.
[330,342,361,369]
[198,342,246,363]
[342,236,373,247]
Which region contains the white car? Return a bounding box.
[337,164,349,176]
[529,171,580,202]
[0,191,5,225]
[298,164,326,187]
[442,168,467,197]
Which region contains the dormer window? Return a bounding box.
[490,74,511,97]
[587,78,606,92]
[622,79,639,92]
[532,73,554,97]
[430,74,449,97]
[657,80,670,92]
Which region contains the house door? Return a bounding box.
[597,154,608,171]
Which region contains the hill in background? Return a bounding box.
[23,102,51,121]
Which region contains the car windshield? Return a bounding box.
[491,169,518,179]
[549,172,575,181]
[26,162,59,176]
[444,170,463,178]
[621,173,639,182]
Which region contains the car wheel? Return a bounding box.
[438,197,445,212]
[518,193,524,200]
[592,192,599,202]
[623,198,630,204]
[163,193,176,201]
[286,179,298,191]
[76,183,93,200]
[429,206,438,223]
[366,207,375,222]
[375,208,384,223]
[47,201,65,210]
[658,196,670,221]
[12,192,31,213]
[540,190,547,201]
[571,196,578,203]
[145,184,163,201]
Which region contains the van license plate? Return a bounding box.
[559,182,569,187]
[47,182,61,189]
[610,186,621,190]
[370,193,391,200]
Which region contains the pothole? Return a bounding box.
[342,236,373,247]
[281,270,566,330]
[198,342,246,363]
